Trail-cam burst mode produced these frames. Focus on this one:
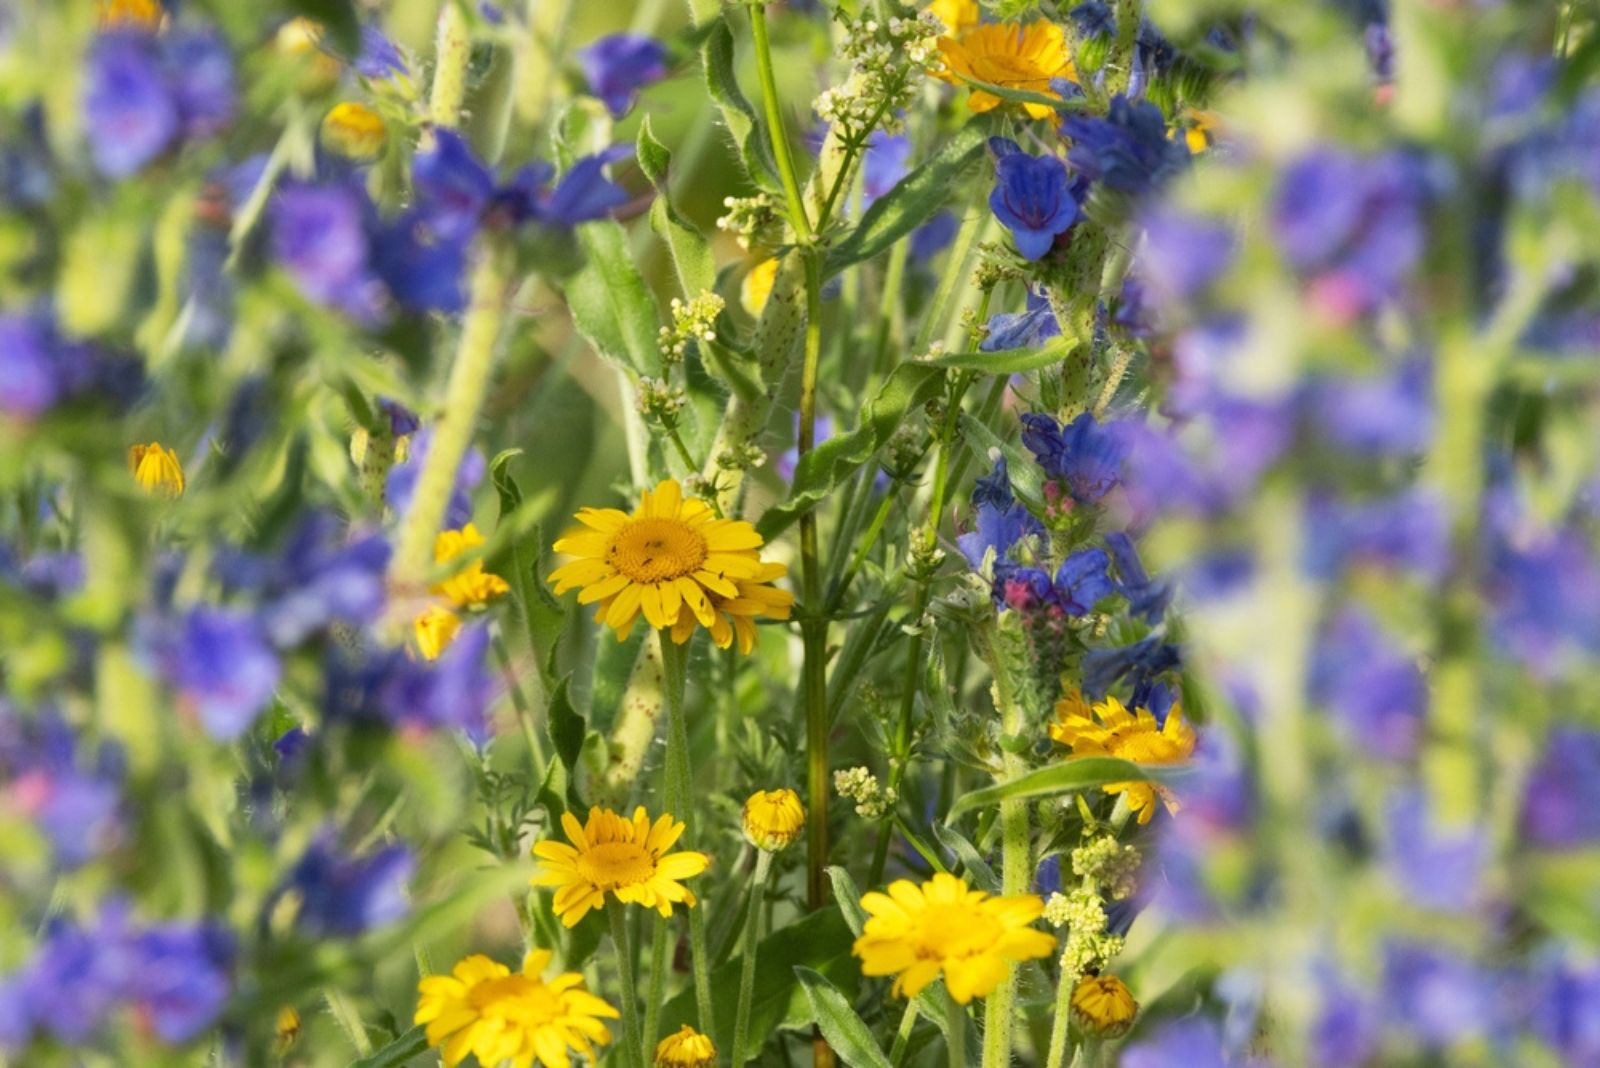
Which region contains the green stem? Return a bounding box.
[324,989,372,1056]
[644,914,670,1057]
[608,901,646,1068]
[388,243,513,607]
[428,0,473,131]
[912,209,985,353]
[660,639,716,1034]
[799,256,831,916]
[888,1000,919,1067]
[977,619,1029,1068]
[492,627,549,778]
[946,997,966,1068]
[747,2,813,243]
[1044,964,1076,1068]
[731,850,776,1064]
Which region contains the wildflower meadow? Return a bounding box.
[5,0,1600,1065]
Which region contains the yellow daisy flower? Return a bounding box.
[927,0,980,35]
[414,949,618,1068]
[532,805,710,928]
[668,561,794,655]
[742,788,806,852]
[1048,690,1196,824]
[1071,974,1137,1037]
[654,1024,717,1067]
[548,479,789,644]
[852,872,1056,1003]
[321,102,388,161]
[433,523,511,608]
[414,604,462,661]
[97,0,164,29]
[129,442,185,497]
[935,21,1075,120]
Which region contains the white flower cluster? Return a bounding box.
[812,11,943,137]
[1071,835,1142,902]
[658,291,725,364]
[716,193,781,250]
[635,377,687,422]
[1046,882,1127,977]
[833,765,898,820]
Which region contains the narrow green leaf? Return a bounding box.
[946,757,1150,821]
[924,335,1074,374]
[948,71,1092,115]
[348,1025,429,1068]
[702,18,780,189]
[548,675,584,772]
[565,220,661,376]
[638,116,717,298]
[827,866,869,936]
[796,967,893,1068]
[823,126,988,277]
[930,822,998,892]
[756,364,946,540]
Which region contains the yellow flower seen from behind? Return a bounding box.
[414,604,462,662]
[129,442,184,497]
[654,1024,717,1067]
[852,872,1056,1003]
[321,102,388,161]
[742,788,805,852]
[415,949,618,1068]
[533,805,710,927]
[935,21,1075,120]
[1048,690,1196,824]
[548,479,790,647]
[740,257,780,316]
[927,0,979,35]
[434,523,511,608]
[1071,974,1137,1037]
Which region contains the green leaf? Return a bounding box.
[795,968,893,1068]
[823,125,988,277]
[548,675,584,772]
[638,116,717,298]
[946,757,1150,821]
[930,822,998,892]
[959,413,1043,509]
[657,908,858,1042]
[925,335,1074,374]
[947,71,1092,116]
[565,220,661,376]
[348,1025,429,1068]
[756,364,946,540]
[827,865,869,936]
[701,18,780,189]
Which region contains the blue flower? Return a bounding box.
[217,514,390,647]
[129,922,235,1043]
[413,130,630,236]
[1310,609,1425,760]
[82,29,235,178]
[987,137,1081,260]
[981,289,1061,351]
[0,313,60,418]
[863,131,911,205]
[1521,727,1600,847]
[578,33,669,117]
[1487,524,1600,676]
[956,458,1043,569]
[1020,412,1125,504]
[1137,208,1234,305]
[910,211,958,261]
[1308,358,1433,454]
[1382,942,1497,1048]
[1054,548,1114,615]
[1304,489,1448,582]
[1311,978,1381,1068]
[1122,1018,1227,1068]
[356,25,407,78]
[1061,94,1187,197]
[1383,789,1487,913]
[271,181,388,321]
[325,623,495,739]
[161,608,281,740]
[287,835,415,937]
[1106,531,1171,622]
[0,710,123,868]
[1530,956,1600,1064]
[1082,633,1179,699]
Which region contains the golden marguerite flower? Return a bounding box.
[548,479,789,645]
[321,102,388,161]
[668,561,795,655]
[742,788,806,852]
[415,949,618,1068]
[927,0,979,35]
[532,806,710,928]
[129,442,185,497]
[433,523,511,608]
[414,604,462,662]
[1048,689,1196,824]
[935,21,1075,120]
[852,872,1056,1004]
[97,0,164,28]
[654,1024,717,1068]
[1071,974,1137,1037]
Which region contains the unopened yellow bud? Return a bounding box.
[742,788,805,851]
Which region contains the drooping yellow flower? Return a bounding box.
[654,1024,717,1068]
[1071,974,1137,1037]
[1048,690,1196,824]
[414,604,462,661]
[129,442,185,497]
[532,806,710,928]
[852,872,1056,1003]
[927,0,979,36]
[742,788,805,852]
[433,523,511,608]
[548,479,789,645]
[740,257,781,316]
[414,949,618,1068]
[321,102,388,160]
[97,0,164,29]
[274,1006,300,1054]
[1178,109,1220,155]
[668,561,794,655]
[935,22,1075,120]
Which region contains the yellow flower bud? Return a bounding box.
[274,1006,300,1053]
[1070,974,1137,1037]
[129,442,185,497]
[321,102,387,161]
[414,605,462,661]
[742,788,805,852]
[654,1024,716,1068]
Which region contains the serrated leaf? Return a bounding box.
[823,125,988,277]
[702,18,780,189]
[946,757,1151,821]
[756,364,946,540]
[565,220,661,376]
[796,968,893,1068]
[924,335,1074,374]
[638,116,716,297]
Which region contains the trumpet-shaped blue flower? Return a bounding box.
[160,608,281,740]
[1020,412,1125,504]
[1061,94,1187,197]
[981,289,1061,351]
[578,33,669,117]
[1310,608,1425,760]
[216,514,390,648]
[1521,727,1600,847]
[988,137,1082,260]
[957,459,1043,569]
[82,29,235,178]
[287,836,414,937]
[1054,548,1115,615]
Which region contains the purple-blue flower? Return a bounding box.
[1382,942,1497,1048]
[578,33,669,117]
[1054,548,1115,615]
[271,181,387,321]
[1308,357,1433,454]
[162,607,281,740]
[1137,208,1235,306]
[863,131,911,206]
[0,313,60,418]
[957,458,1043,570]
[1304,489,1449,582]
[1520,727,1600,848]
[981,289,1061,351]
[386,429,486,530]
[325,623,496,739]
[0,710,123,868]
[1530,956,1600,1064]
[287,835,415,937]
[1082,633,1180,699]
[1122,1017,1227,1068]
[356,25,407,79]
[1487,525,1600,676]
[216,514,390,648]
[987,138,1081,260]
[1383,789,1487,913]
[1106,531,1172,622]
[1310,608,1426,760]
[1061,94,1187,197]
[82,29,235,178]
[1020,412,1125,504]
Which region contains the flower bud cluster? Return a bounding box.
[833,766,898,820]
[1072,835,1142,901]
[658,291,725,365]
[635,377,687,424]
[716,193,781,250]
[813,11,943,137]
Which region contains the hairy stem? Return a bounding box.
[608,900,646,1068]
[731,849,776,1063]
[660,639,715,1034]
[428,0,473,133]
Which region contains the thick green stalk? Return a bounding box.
[388,243,513,602]
[324,990,372,1056]
[946,998,966,1068]
[747,3,813,243]
[608,901,646,1068]
[660,639,715,1034]
[428,1,472,132]
[888,1000,919,1067]
[643,915,670,1057]
[731,849,776,1064]
[1044,961,1077,1068]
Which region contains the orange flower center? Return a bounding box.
[606,518,707,584]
